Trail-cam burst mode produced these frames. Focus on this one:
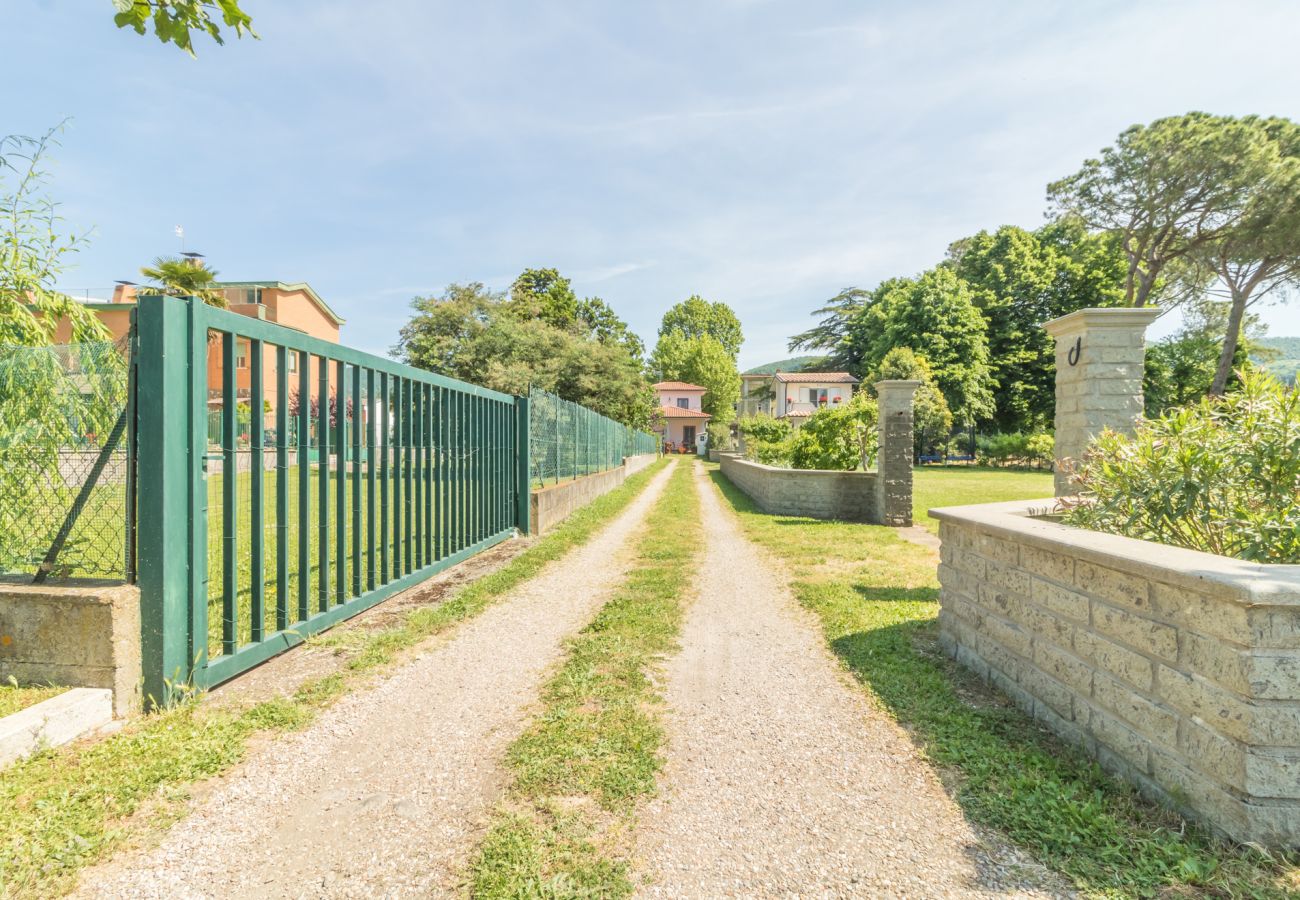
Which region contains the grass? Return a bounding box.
[0,682,66,719]
[469,460,700,898]
[0,457,670,900]
[705,463,1299,899]
[912,464,1054,534]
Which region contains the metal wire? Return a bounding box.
[527,386,657,486]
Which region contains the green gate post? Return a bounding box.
[135,294,201,709]
[515,393,530,534]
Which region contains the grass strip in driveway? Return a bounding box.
[469,461,699,898]
[0,458,670,900]
[705,464,1299,899]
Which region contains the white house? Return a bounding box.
[652,381,711,450]
[739,371,858,428]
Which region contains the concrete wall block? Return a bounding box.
[976,583,1022,620]
[1074,560,1152,613]
[1019,545,1076,585]
[1031,578,1090,622]
[1150,748,1252,838]
[1020,601,1077,649]
[1179,630,1251,695]
[1250,653,1300,699]
[1085,703,1152,774]
[1149,582,1249,645]
[1033,639,1094,695]
[1250,606,1300,651]
[1157,665,1253,744]
[1075,630,1155,692]
[974,533,1020,566]
[1092,671,1178,748]
[1092,601,1178,662]
[1246,750,1300,799]
[977,610,1033,659]
[985,558,1031,597]
[1178,717,1246,790]
[1019,661,1076,721]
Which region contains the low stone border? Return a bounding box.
[530,454,659,535]
[0,687,113,768]
[932,499,1300,847]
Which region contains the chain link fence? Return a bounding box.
[0,339,131,580]
[528,387,658,487]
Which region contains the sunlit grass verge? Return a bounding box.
[469,461,699,898]
[0,682,66,719]
[706,465,1300,899]
[0,457,670,899]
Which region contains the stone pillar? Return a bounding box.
[875,380,920,527]
[1044,308,1160,497]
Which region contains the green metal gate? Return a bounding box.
[133,295,530,705]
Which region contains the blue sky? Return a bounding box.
[10,0,1300,369]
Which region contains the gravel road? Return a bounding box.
[633,463,1063,898]
[74,461,676,900]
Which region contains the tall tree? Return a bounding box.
[651,331,739,420]
[1144,297,1261,417]
[578,296,645,360]
[867,347,953,458]
[847,269,994,425]
[509,267,580,331]
[658,295,744,359]
[788,277,913,373]
[140,255,227,306]
[113,1,256,56]
[1189,117,1300,395]
[946,222,1126,430]
[1047,112,1276,308]
[0,126,105,346]
[395,279,653,427]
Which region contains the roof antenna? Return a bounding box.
[174,224,185,253]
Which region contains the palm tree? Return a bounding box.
[139,256,227,307]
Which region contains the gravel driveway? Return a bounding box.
[74,461,676,899]
[633,463,1062,898]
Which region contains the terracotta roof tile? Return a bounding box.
[653,381,707,391]
[657,405,712,419]
[773,371,858,384]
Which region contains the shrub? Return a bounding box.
[976,431,1054,469]
[789,391,878,471]
[1065,370,1300,562]
[737,413,792,465]
[705,420,734,451]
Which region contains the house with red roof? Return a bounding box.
[652,381,711,451]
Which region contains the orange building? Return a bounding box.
[51,278,344,423]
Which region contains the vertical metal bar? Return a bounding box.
[135,294,201,707]
[434,387,443,560]
[351,363,362,596]
[414,382,424,569]
[124,311,138,583]
[276,345,288,632]
[379,372,389,584]
[451,390,460,553]
[460,390,468,551]
[221,332,237,656]
[366,368,376,592]
[516,393,531,534]
[249,338,265,643]
[425,383,433,562]
[391,377,402,577]
[297,351,310,621]
[318,355,330,613]
[402,379,413,574]
[335,359,346,605]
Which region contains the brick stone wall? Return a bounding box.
[720,455,879,522]
[933,500,1300,847]
[0,582,141,717]
[530,453,658,535]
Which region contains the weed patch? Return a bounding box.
[469,461,699,897]
[0,458,669,899]
[707,466,1299,899]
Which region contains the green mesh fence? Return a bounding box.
[528,387,658,486]
[0,340,131,579]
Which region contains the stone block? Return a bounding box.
[1075,630,1154,691]
[1085,702,1152,774]
[1019,600,1076,649]
[1033,639,1093,695]
[1092,601,1178,661]
[1074,560,1151,612]
[1092,671,1177,747]
[1020,545,1076,585]
[1031,578,1090,622]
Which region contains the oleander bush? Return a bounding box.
[1065,370,1300,562]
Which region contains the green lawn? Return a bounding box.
[912,465,1054,534]
[0,459,671,898]
[0,683,66,719]
[706,463,1298,898]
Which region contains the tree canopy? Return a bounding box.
[658,295,744,359]
[394,278,653,428]
[113,0,256,56]
[650,331,739,420]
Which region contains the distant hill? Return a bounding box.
[1252,337,1300,384]
[743,355,827,376]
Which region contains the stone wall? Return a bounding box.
[0,581,141,717]
[529,453,658,535]
[720,455,879,522]
[933,500,1300,846]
